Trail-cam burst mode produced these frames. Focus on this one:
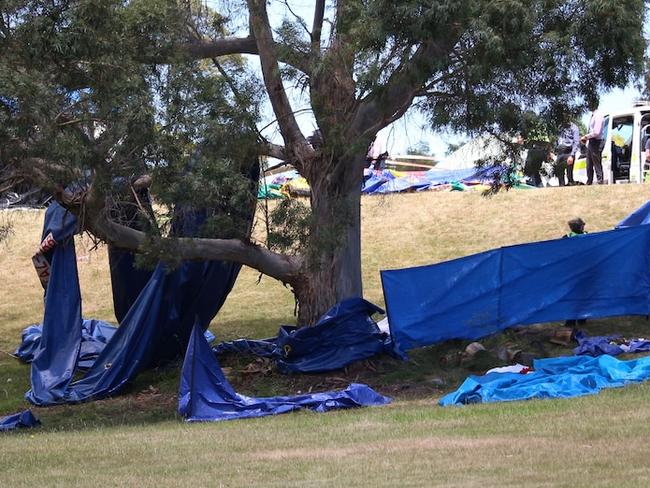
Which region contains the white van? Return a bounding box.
[573,102,650,184]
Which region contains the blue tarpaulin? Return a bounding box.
[15,319,117,369]
[440,354,650,406]
[213,298,392,373]
[573,331,650,357]
[179,324,391,422]
[382,224,650,355]
[0,410,40,432]
[26,198,245,405]
[17,320,215,368]
[616,200,650,228]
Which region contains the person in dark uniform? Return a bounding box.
[554,120,580,186]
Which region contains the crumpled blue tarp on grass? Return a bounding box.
[573,331,650,357]
[16,319,117,369]
[179,324,391,422]
[440,354,650,406]
[16,320,215,369]
[213,298,393,373]
[0,410,40,432]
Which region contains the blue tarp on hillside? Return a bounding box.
[179,324,391,422]
[616,200,650,228]
[0,410,40,432]
[440,354,650,406]
[213,298,392,373]
[362,168,480,195]
[382,224,650,355]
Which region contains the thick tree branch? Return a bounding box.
[180,36,258,59]
[60,184,303,284]
[247,0,315,166]
[180,35,311,74]
[260,142,287,160]
[350,32,461,139]
[311,0,326,54]
[93,214,302,283]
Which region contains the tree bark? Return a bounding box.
[292,153,365,324]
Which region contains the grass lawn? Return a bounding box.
[2,184,650,487]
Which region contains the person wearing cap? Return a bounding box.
[563,218,588,327]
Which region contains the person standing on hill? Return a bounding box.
[581,99,605,185]
[554,120,581,186]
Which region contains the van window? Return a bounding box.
[611,115,634,180]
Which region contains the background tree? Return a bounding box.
[1,0,646,324]
[406,141,432,157]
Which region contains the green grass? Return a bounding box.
[3,185,650,486]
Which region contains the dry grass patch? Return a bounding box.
[2,185,650,487]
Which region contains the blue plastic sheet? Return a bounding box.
[15,319,117,369]
[382,225,650,355]
[108,247,153,323]
[213,298,392,373]
[26,194,248,405]
[0,410,40,432]
[440,354,650,406]
[179,324,391,422]
[617,200,650,228]
[573,331,650,357]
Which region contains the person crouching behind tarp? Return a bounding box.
[554,119,581,186]
[563,217,588,327]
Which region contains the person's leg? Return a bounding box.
[586,142,595,185]
[567,156,575,184]
[556,161,566,186]
[553,150,569,186]
[593,142,604,184]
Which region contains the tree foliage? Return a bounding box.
[1,0,646,322]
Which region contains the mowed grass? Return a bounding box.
[2,184,650,487]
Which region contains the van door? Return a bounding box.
[639,112,650,182]
[610,115,634,183]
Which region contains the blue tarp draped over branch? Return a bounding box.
[179,324,391,422]
[440,354,650,406]
[382,224,650,355]
[26,198,245,405]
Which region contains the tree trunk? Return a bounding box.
[293,153,364,325]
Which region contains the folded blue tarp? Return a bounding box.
[213,298,392,373]
[179,324,391,422]
[573,331,650,357]
[440,354,650,406]
[382,224,650,355]
[0,410,40,432]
